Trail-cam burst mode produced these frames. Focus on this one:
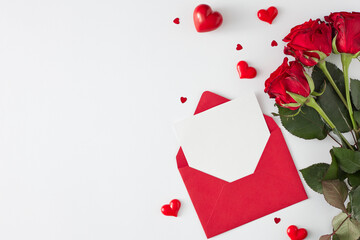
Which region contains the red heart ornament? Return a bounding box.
[161,199,181,217]
[287,225,308,240]
[257,6,278,24]
[274,217,281,224]
[193,4,223,32]
[237,61,257,79]
[271,40,278,47]
[236,44,243,51]
[180,97,187,103]
[173,18,180,24]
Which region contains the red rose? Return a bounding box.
[325,12,360,54]
[264,58,311,110]
[283,19,332,66]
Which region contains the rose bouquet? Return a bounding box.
[265,13,360,240]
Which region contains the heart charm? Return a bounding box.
[287,225,308,240]
[271,40,278,47]
[161,199,181,217]
[193,4,223,32]
[180,97,187,103]
[257,6,278,24]
[236,44,243,51]
[237,61,257,79]
[274,217,281,224]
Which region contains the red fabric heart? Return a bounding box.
[180,97,187,103]
[173,18,180,24]
[236,44,243,51]
[193,4,223,32]
[237,61,257,79]
[257,6,278,24]
[161,199,181,217]
[287,225,308,240]
[274,217,281,224]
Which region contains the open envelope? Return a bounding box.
[176,91,308,238]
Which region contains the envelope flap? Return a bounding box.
[194,91,230,114]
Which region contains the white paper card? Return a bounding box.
[174,93,270,182]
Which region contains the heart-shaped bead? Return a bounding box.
[287,225,308,240]
[180,97,187,103]
[257,6,278,24]
[193,4,223,32]
[274,217,281,224]
[161,199,181,217]
[237,61,257,79]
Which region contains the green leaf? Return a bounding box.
[313,62,345,95]
[300,163,330,194]
[278,105,328,140]
[312,62,352,132]
[322,180,348,212]
[324,150,339,180]
[350,187,360,221]
[317,82,352,133]
[332,234,340,240]
[354,111,360,126]
[332,147,360,174]
[332,212,360,240]
[348,172,360,188]
[319,235,332,240]
[351,79,360,110]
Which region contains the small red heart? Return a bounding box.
[236,44,243,51]
[161,199,181,217]
[271,40,278,47]
[237,61,257,79]
[173,18,180,24]
[180,97,187,103]
[274,217,281,224]
[287,225,308,240]
[193,4,223,32]
[257,6,278,24]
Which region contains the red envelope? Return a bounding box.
[176,91,307,238]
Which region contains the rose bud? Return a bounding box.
[264,58,314,110]
[283,19,332,66]
[325,12,360,55]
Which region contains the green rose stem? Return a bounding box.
[317,61,348,108]
[341,53,358,138]
[306,97,354,150]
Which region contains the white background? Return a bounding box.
[0,0,360,239]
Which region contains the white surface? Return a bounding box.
[174,94,269,182]
[0,0,360,240]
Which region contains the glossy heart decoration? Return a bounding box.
[257,6,278,24]
[274,217,281,224]
[193,4,223,32]
[287,225,308,240]
[237,61,257,79]
[161,199,181,217]
[180,97,187,103]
